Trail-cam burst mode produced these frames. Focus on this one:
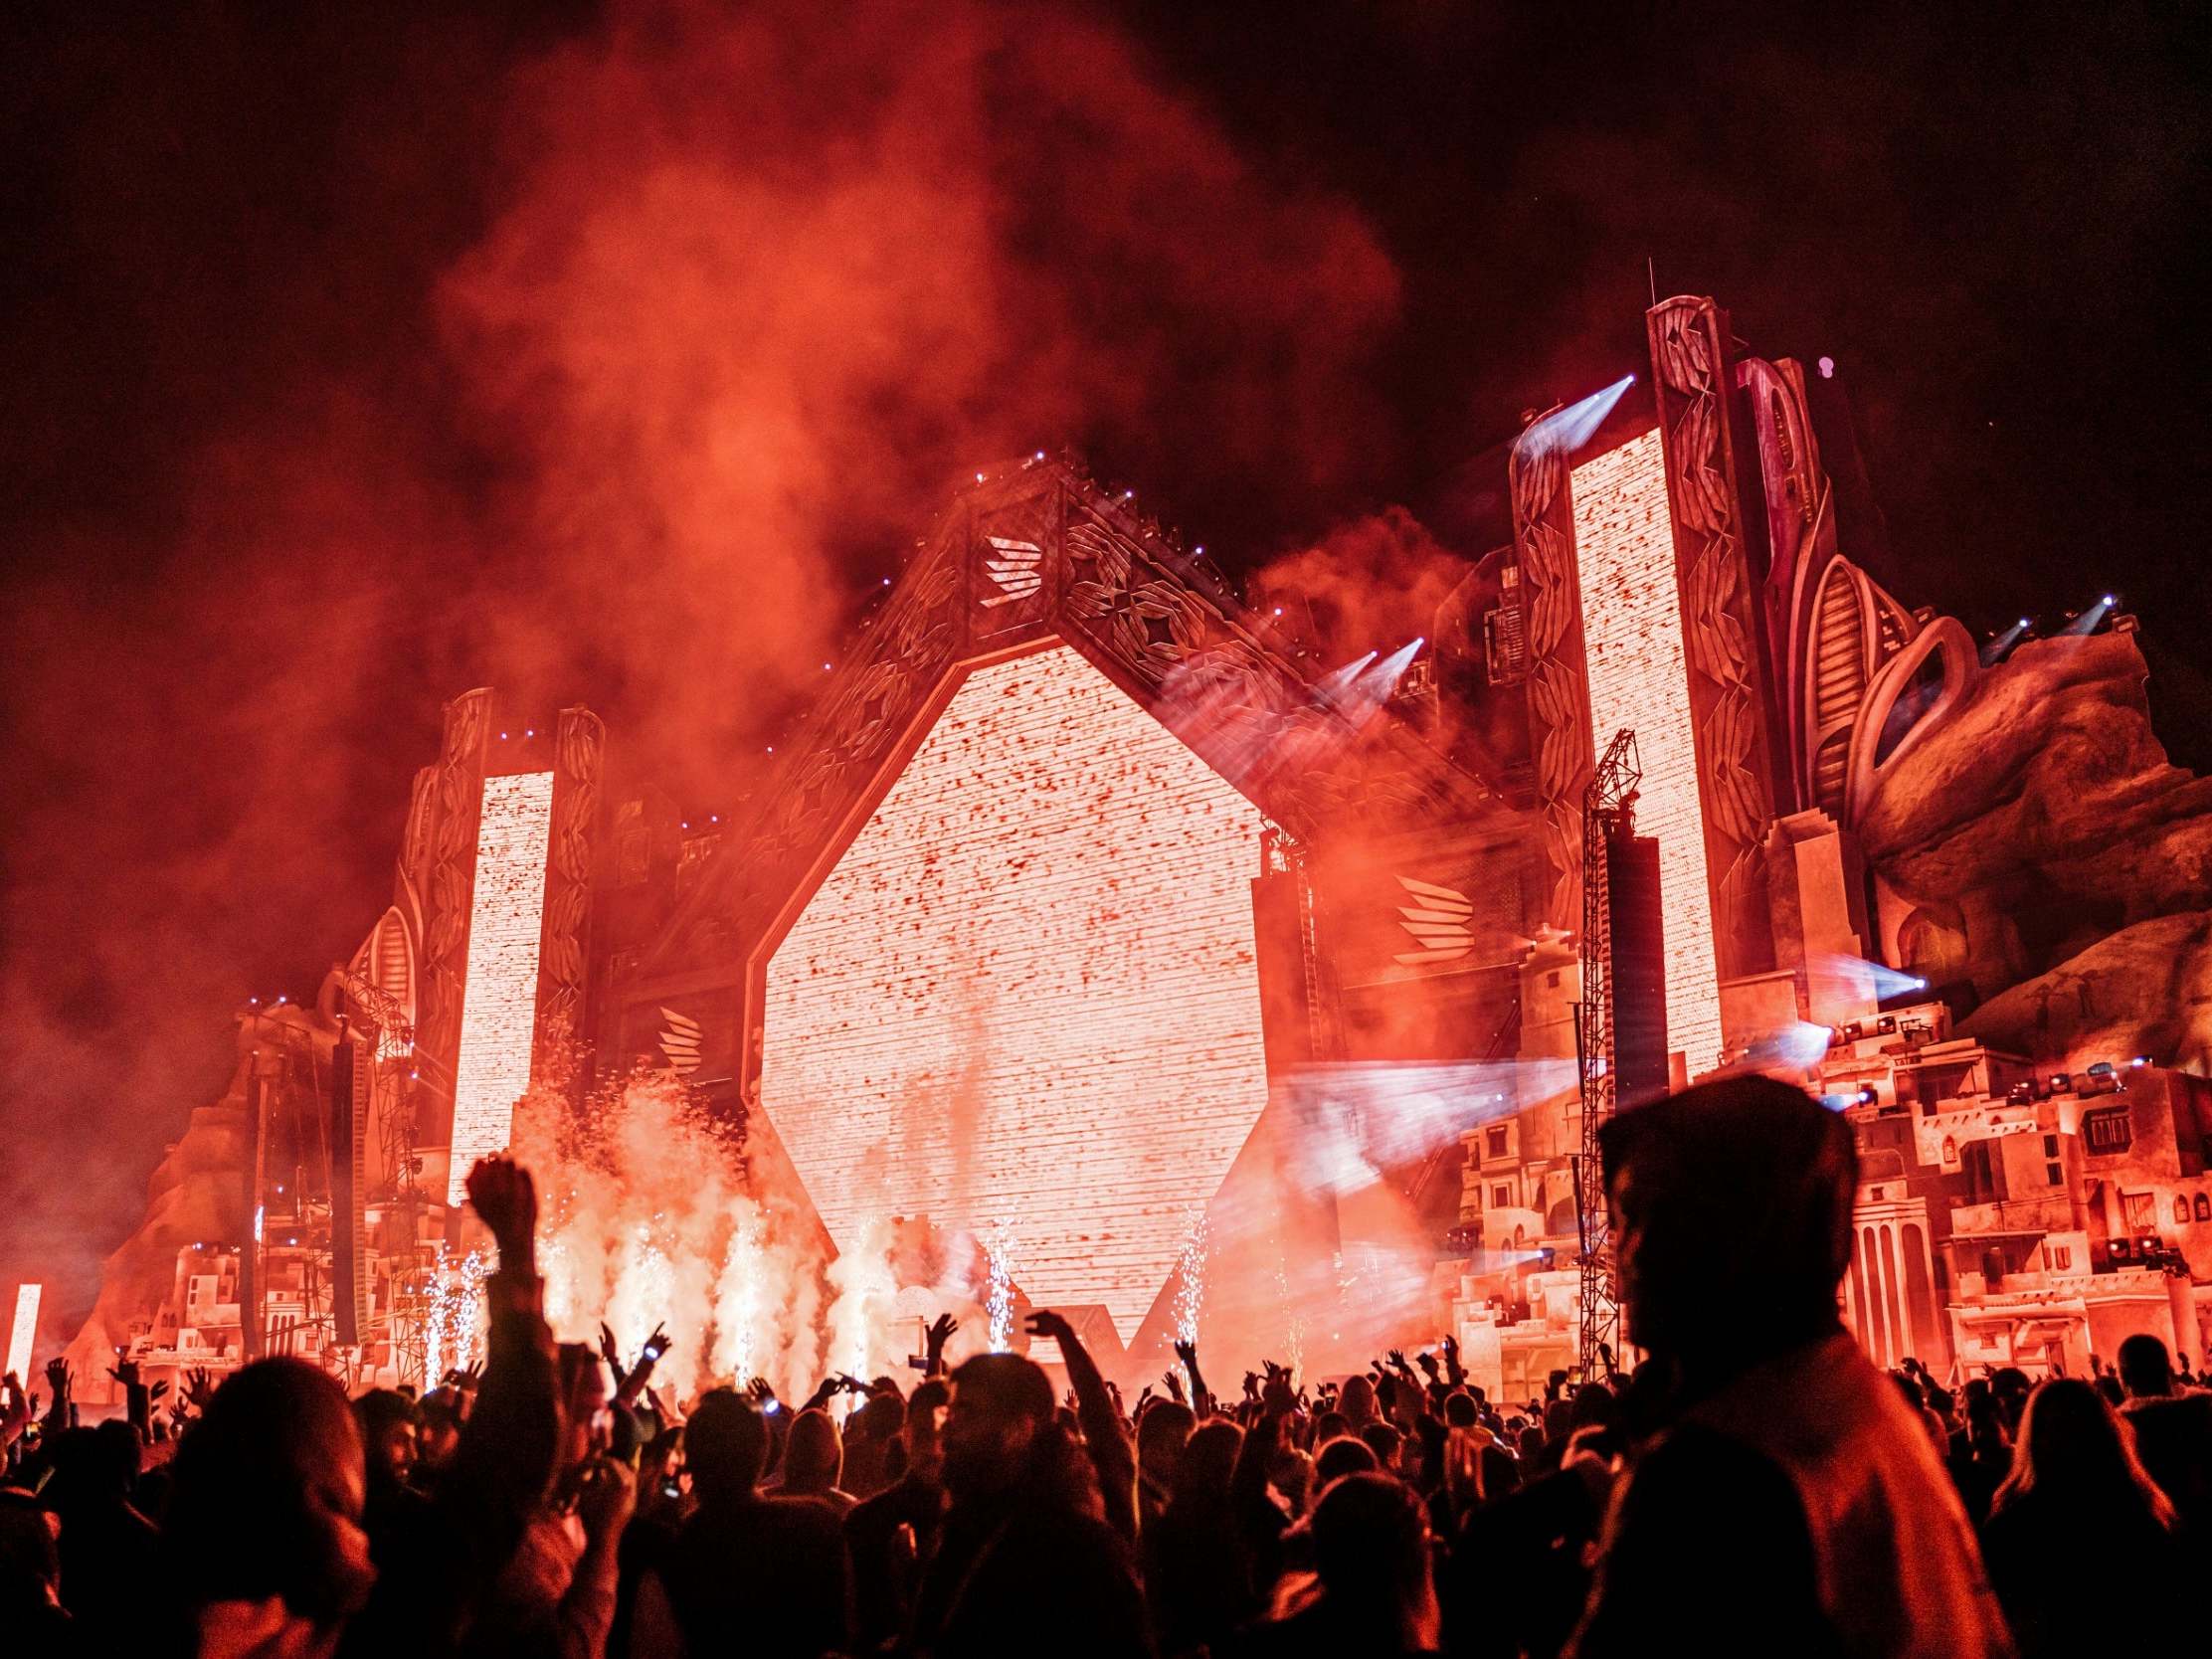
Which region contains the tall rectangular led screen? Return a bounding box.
[760,645,1272,1341]
[1572,430,1724,1073]
[5,1284,37,1381]
[447,770,556,1203]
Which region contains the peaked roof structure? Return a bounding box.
[638,454,1514,985]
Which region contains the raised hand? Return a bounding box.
[640,1323,671,1364]
[109,1357,141,1388]
[1386,1349,1416,1378]
[1173,1339,1210,1416]
[149,1380,171,1403]
[185,1367,217,1410]
[45,1357,72,1394]
[573,1455,636,1543]
[464,1156,537,1269]
[1442,1332,1465,1384]
[1163,1369,1186,1404]
[925,1312,959,1376]
[1135,1383,1155,1414]
[599,1323,624,1375]
[1415,1351,1441,1380]
[1024,1308,1077,1349]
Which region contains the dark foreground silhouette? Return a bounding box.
[6,1080,2205,1656]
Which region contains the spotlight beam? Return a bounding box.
[1527,374,1636,452]
[2062,594,2115,636]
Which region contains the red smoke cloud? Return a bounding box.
[438,0,1403,786]
[1245,504,1470,667]
[1,0,1404,1330]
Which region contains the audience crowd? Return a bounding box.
[4,1077,2205,1656]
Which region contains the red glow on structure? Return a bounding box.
[760,645,1273,1341]
[447,771,555,1203]
[1572,431,1724,1072]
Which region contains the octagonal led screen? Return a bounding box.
[759,644,1273,1341]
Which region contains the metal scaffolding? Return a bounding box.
[1574,727,1640,1381]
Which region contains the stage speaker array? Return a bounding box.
[329,1027,372,1347]
[1605,826,1669,1109]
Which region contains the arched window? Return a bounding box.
[2177,1197,2192,1225]
[2196,1193,2211,1223]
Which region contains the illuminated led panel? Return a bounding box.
[761,645,1272,1341]
[1572,430,1723,1072]
[447,770,555,1203]
[5,1283,37,1380]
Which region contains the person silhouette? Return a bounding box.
[2115,1333,2212,1535]
[1567,1075,2014,1658]
[907,1352,1146,1656]
[1979,1378,2179,1655]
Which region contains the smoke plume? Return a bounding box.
[1,0,1403,1329]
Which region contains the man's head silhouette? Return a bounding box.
[1599,1074,1856,1372]
[942,1353,1055,1499]
[684,1388,772,1505]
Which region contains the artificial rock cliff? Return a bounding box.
[1854,629,2212,1070]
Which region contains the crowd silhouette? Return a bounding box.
[4,1076,2205,1655]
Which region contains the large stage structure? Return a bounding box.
[62,291,2212,1399]
[614,455,1532,1370]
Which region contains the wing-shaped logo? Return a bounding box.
[980,536,1043,607]
[1392,875,1474,965]
[657,1007,704,1076]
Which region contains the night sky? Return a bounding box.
[4,1,2203,1333]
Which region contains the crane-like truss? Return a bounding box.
[1574,727,1640,1382]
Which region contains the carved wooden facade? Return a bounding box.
[537,706,605,1053]
[1509,413,1594,933]
[1645,296,1781,983]
[410,687,493,1076]
[622,457,1522,1080]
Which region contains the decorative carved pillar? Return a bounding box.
[1645,296,1780,983]
[537,706,605,1058]
[415,688,493,1075]
[1737,355,1828,812]
[1509,417,1593,932]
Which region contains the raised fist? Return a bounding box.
[464,1157,537,1264]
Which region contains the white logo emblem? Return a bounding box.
[981,536,1043,606]
[657,1007,704,1076]
[1392,876,1474,965]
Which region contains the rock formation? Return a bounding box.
[1859,630,2212,1000]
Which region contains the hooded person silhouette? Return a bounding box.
[1567,1075,2015,1659]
